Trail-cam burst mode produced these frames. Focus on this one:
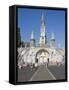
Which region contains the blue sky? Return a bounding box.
[18,8,65,48]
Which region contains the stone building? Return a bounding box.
[18,14,65,68]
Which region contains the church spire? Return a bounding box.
[51,32,55,40]
[39,13,47,47]
[50,32,55,48]
[41,13,45,25]
[30,31,35,47]
[31,31,34,40]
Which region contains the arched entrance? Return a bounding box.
[35,49,49,65]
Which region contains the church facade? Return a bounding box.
[18,14,65,69]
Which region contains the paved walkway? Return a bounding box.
[18,66,38,82]
[29,65,56,81]
[18,65,65,82]
[48,65,65,79]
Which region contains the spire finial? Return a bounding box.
[41,13,45,25]
[42,13,44,21]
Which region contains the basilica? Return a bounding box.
[18,14,65,69]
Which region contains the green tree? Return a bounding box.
[18,27,21,47]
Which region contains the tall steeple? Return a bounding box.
[41,13,45,25]
[50,32,55,48]
[30,31,35,47]
[39,13,47,47]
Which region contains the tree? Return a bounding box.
[17,27,21,47]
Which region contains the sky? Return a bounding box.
[18,8,65,48]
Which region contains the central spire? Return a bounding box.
[41,13,45,25]
[39,13,47,47]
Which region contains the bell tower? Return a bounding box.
[39,13,47,47]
